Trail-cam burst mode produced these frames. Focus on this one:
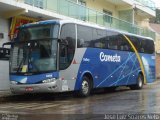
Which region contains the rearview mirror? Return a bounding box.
[2,42,13,48]
[0,48,10,60]
[0,42,12,60]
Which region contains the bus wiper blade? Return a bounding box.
[17,57,25,73]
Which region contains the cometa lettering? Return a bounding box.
[100,52,121,62]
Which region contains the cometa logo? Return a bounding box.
[100,52,121,62]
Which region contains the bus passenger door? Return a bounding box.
[58,23,77,91]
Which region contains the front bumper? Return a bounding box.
[10,80,62,94]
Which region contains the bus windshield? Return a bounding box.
[10,24,59,74]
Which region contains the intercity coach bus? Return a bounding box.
[4,20,155,96]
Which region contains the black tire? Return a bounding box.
[79,76,92,97]
[129,74,144,90]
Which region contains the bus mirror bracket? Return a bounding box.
[2,42,13,48]
[58,39,62,43]
[58,39,68,46]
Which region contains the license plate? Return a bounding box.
[25,87,34,92]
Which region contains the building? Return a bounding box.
[150,9,160,24]
[0,0,156,90]
[149,23,160,78]
[149,23,160,50]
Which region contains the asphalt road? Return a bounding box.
[0,81,160,120]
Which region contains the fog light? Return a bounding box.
[10,81,18,84]
[48,85,57,90]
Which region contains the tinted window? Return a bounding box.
[130,37,140,52]
[107,31,119,50]
[141,39,155,54]
[91,29,106,48]
[126,36,140,52]
[77,25,155,54]
[119,35,132,51]
[126,36,154,54]
[60,24,76,70]
[77,25,92,48]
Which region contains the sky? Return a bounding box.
[153,0,160,8]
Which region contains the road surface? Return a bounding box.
[0,81,160,120]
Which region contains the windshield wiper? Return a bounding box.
[17,56,26,73]
[16,43,27,73]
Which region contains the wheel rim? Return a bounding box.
[138,76,143,87]
[82,80,89,95]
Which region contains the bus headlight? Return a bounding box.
[11,81,18,84]
[42,78,56,83]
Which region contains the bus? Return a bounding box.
[5,20,155,97]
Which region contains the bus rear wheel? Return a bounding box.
[129,74,144,90]
[79,76,92,97]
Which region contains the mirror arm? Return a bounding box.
[2,42,13,48]
[58,39,62,43]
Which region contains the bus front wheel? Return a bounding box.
[79,76,92,97]
[129,74,144,90]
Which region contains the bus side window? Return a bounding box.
[77,39,84,48]
[107,31,119,50]
[92,29,106,48]
[77,25,92,48]
[128,36,139,52]
[140,48,144,53]
[140,39,154,54]
[140,40,145,53]
[119,35,132,51]
[60,23,76,70]
[146,40,155,54]
[59,44,68,63]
